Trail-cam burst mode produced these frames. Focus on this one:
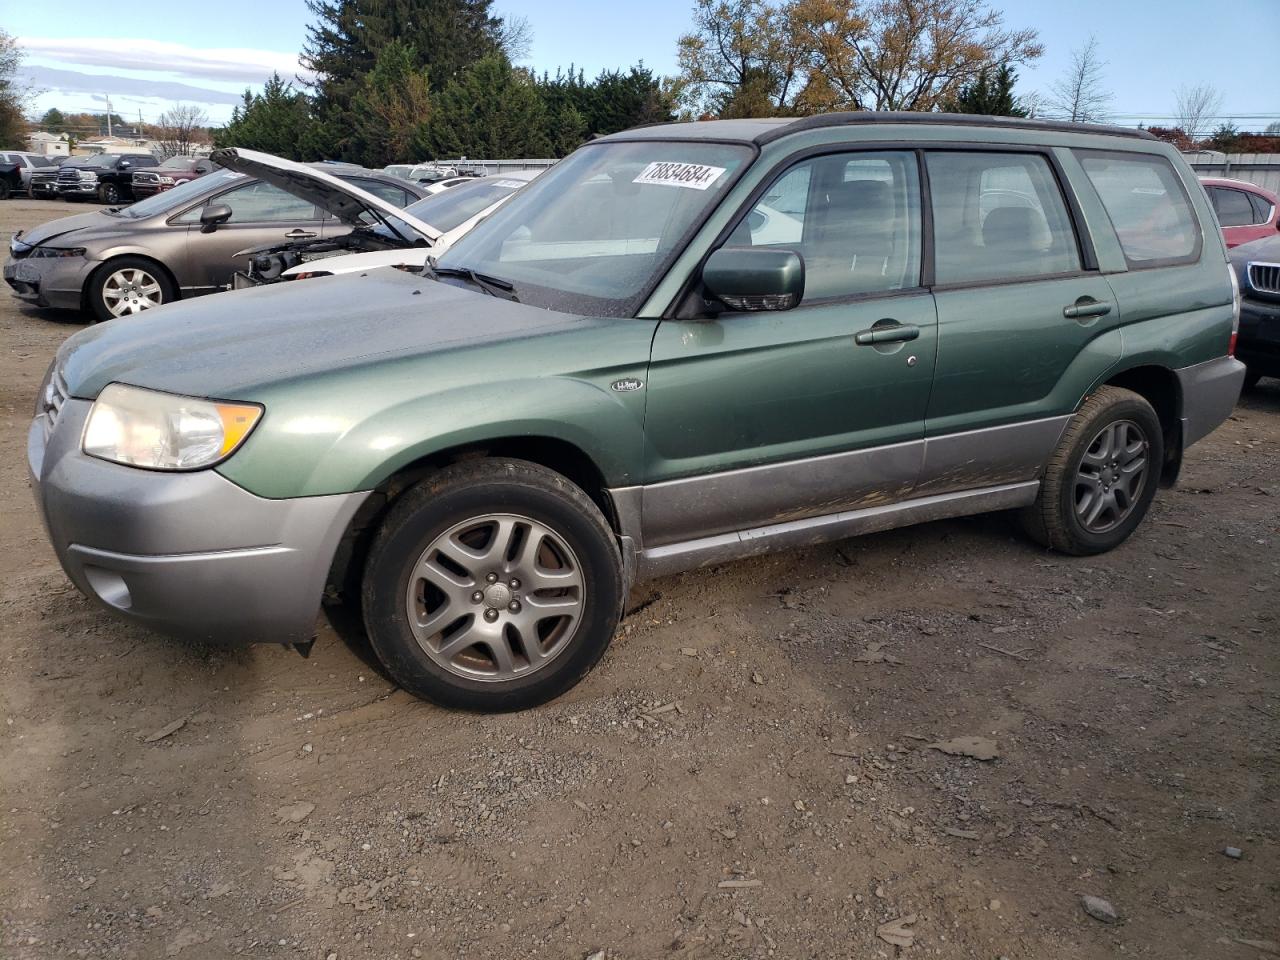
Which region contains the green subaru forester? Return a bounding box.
[29,114,1244,710]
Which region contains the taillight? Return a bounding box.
[1227,264,1240,357]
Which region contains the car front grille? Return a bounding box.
[39,366,69,439]
[1248,262,1280,296]
[133,173,159,184]
[58,168,92,184]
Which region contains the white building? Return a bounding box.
[25,131,70,157]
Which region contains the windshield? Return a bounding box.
[435,141,751,316]
[403,178,527,233]
[113,169,242,218]
[159,156,194,170]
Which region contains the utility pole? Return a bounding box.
[106,96,112,137]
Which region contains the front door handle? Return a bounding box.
[1063,297,1113,320]
[284,229,318,240]
[855,323,920,346]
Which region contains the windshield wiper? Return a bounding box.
[429,265,519,301]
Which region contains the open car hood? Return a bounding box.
[210,148,442,242]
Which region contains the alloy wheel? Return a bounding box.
[102,268,164,317]
[404,513,585,682]
[1074,419,1149,534]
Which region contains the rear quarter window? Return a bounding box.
[1076,151,1201,267]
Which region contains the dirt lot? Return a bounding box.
[0,195,1277,960]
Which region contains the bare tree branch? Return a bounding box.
[156,103,209,158]
[1045,34,1113,123]
[1174,83,1223,143]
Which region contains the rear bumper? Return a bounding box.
[29,399,371,646]
[1176,355,1246,448]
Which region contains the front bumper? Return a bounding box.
[4,255,95,310]
[29,399,371,646]
[1175,355,1247,448]
[57,181,98,196]
[1237,296,1280,377]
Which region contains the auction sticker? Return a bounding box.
[633,161,727,190]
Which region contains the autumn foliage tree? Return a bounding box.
[676,0,1042,119]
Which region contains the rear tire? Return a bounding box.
[362,459,624,711]
[1020,386,1163,556]
[1242,369,1264,392]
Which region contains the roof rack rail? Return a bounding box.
[757,111,1157,144]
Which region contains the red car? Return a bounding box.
[1200,177,1279,247]
[131,156,217,200]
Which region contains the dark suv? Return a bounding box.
[57,153,158,204]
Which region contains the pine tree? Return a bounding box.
[349,40,433,165]
[214,74,319,160]
[303,0,502,113]
[942,65,1029,117]
[421,56,550,159]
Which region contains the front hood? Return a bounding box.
[59,269,587,398]
[1230,233,1280,266]
[211,148,441,242]
[11,210,125,251]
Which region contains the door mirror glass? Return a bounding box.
[200,203,233,233]
[119,160,131,169]
[702,246,805,312]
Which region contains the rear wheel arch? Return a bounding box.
[1097,365,1183,486]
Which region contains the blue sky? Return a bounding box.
[9,0,1277,129]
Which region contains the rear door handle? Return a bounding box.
[284,229,317,240]
[855,323,920,346]
[1063,297,1113,320]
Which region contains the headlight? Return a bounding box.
[83,383,263,470]
[158,176,175,184]
[27,246,86,259]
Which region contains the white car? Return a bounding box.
[278,170,541,281]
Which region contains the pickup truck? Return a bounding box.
[57,153,158,204]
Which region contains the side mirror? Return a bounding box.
[200,203,233,233]
[702,246,805,312]
[119,161,132,169]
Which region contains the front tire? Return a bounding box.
[362,459,625,711]
[1020,386,1163,556]
[88,257,175,322]
[98,182,121,204]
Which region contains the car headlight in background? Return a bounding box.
[83,384,263,470]
[158,176,175,185]
[27,246,87,259]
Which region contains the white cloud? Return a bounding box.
[19,37,313,85]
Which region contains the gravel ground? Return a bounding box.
[1,197,1277,960]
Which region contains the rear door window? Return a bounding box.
[1211,187,1258,227]
[1076,152,1201,266]
[927,151,1081,285]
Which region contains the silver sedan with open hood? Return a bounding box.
[4,153,430,322]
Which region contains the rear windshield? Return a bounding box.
[1077,152,1201,266]
[403,178,526,233]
